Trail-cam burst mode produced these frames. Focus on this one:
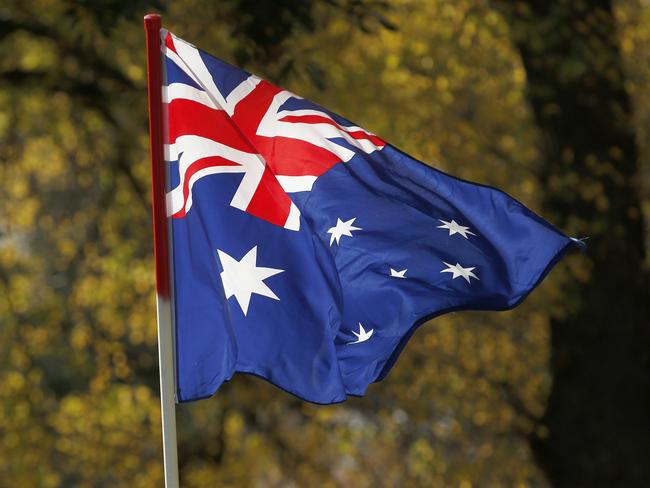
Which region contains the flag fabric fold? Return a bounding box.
[161,30,583,403]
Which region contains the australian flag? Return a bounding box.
[162,30,583,404]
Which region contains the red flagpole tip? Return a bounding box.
[144,10,169,297]
[144,13,161,28]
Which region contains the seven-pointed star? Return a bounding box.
[441,261,479,283]
[217,246,284,316]
[390,268,407,278]
[437,219,476,239]
[327,217,362,246]
[348,323,374,344]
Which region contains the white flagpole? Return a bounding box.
[144,13,180,488]
[155,294,179,487]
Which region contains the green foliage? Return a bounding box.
[0,0,647,486]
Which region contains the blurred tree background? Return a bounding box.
[0,0,648,486]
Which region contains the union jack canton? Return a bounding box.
[162,30,582,404]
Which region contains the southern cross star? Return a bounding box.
[327,217,362,246]
[348,323,374,344]
[390,268,407,278]
[437,219,476,239]
[217,245,284,316]
[441,261,479,283]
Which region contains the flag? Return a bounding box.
[161,30,583,404]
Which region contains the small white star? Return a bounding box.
[441,261,479,283]
[437,219,476,239]
[217,246,284,316]
[327,217,362,246]
[348,323,374,344]
[390,268,407,278]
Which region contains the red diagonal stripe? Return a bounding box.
[172,155,241,218]
[165,33,177,53]
[278,114,385,146]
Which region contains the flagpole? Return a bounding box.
[144,13,180,488]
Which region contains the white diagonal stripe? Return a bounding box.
[163,82,217,109]
[225,75,262,108]
[276,109,366,132]
[277,121,381,153]
[168,32,263,117]
[171,33,230,111]
[163,47,202,87]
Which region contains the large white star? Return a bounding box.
[437,219,476,239]
[217,246,284,316]
[441,261,479,283]
[327,217,362,246]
